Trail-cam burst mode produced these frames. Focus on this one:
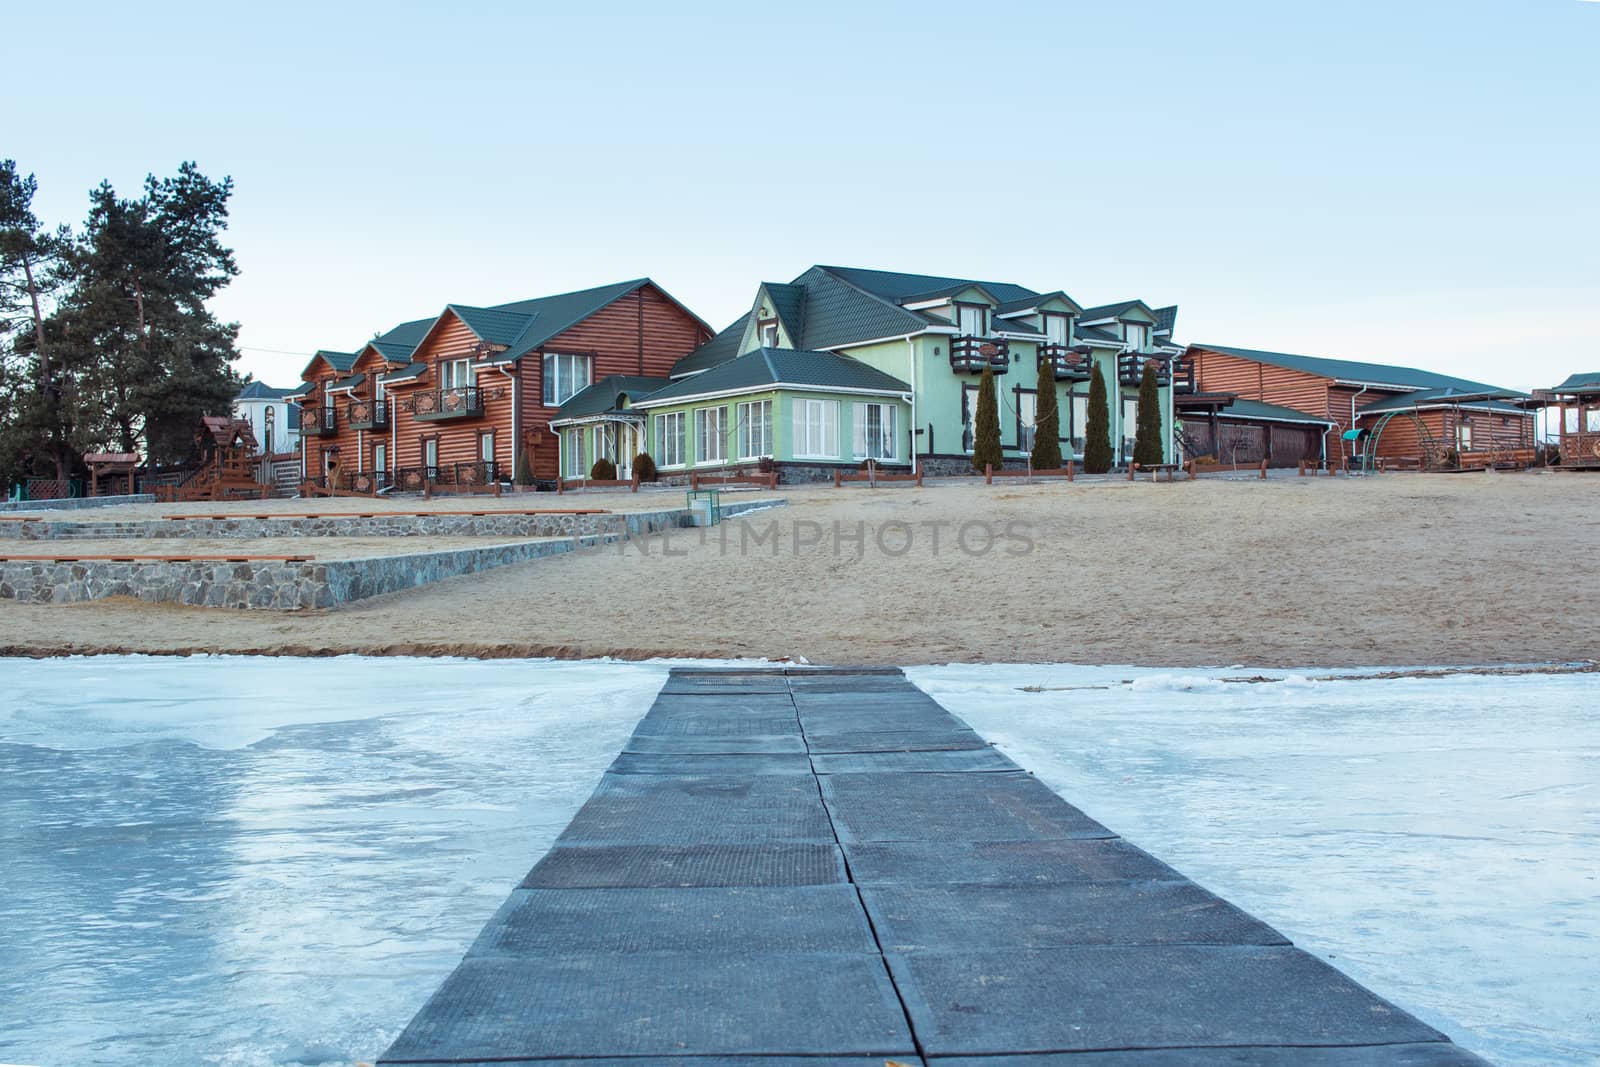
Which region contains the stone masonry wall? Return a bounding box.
[0,498,781,610]
[0,498,778,543]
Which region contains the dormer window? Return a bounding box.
[759,321,779,347]
[1124,323,1149,349]
[956,304,987,338]
[1044,313,1072,346]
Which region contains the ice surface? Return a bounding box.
[908,664,1600,1067]
[3,657,1593,1067]
[0,656,669,1067]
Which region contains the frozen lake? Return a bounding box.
[0,657,1594,1066]
[911,665,1600,1066]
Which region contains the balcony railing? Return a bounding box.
[389,461,500,492]
[345,470,392,495]
[1118,352,1171,387]
[393,467,431,493]
[346,397,389,430]
[950,336,1010,374]
[1040,343,1093,381]
[412,386,484,421]
[1171,352,1196,394]
[304,405,336,436]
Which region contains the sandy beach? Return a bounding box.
[1,472,1596,667]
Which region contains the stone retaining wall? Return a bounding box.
[0,499,782,610]
[0,498,781,542]
[0,493,156,513]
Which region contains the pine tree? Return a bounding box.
[1083,363,1113,473]
[0,160,76,482]
[48,164,243,467]
[1030,354,1061,471]
[1132,360,1165,467]
[970,363,1003,473]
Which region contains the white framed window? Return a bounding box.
[760,322,779,347]
[696,406,729,465]
[1044,314,1071,345]
[738,400,773,458]
[1071,394,1089,451]
[1017,391,1037,452]
[1124,323,1148,349]
[439,358,473,389]
[1456,420,1473,452]
[1565,407,1579,434]
[565,428,586,478]
[373,442,387,473]
[594,425,614,462]
[480,431,495,464]
[852,402,897,460]
[1588,407,1600,433]
[374,378,386,403]
[1121,397,1140,454]
[543,352,593,406]
[656,411,686,467]
[794,398,839,458]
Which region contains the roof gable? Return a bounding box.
[1080,300,1156,325]
[298,350,357,380]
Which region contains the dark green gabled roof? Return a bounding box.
[448,304,536,348]
[378,363,427,384]
[789,267,932,350]
[1192,343,1514,394]
[1358,386,1528,416]
[761,282,807,342]
[638,348,910,407]
[552,375,670,422]
[819,266,1039,305]
[1079,300,1152,323]
[995,290,1081,315]
[1075,325,1123,345]
[1153,305,1178,334]
[1222,398,1336,425]
[1555,371,1600,393]
[672,313,752,377]
[311,350,357,374]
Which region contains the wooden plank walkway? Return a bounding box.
[378,667,1490,1066]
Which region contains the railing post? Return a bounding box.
[1067,460,1075,482]
[1259,459,1268,479]
[984,463,993,485]
[1128,463,1136,482]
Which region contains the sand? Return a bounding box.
[1,472,1596,668]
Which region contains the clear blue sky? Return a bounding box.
[12,0,1599,393]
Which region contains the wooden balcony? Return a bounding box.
[303,405,336,436]
[950,336,1010,374]
[1040,343,1093,381]
[412,386,484,421]
[1172,352,1196,394]
[345,397,388,430]
[1118,352,1171,387]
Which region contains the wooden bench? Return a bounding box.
[1298,459,1340,476]
[1,553,314,563]
[690,471,779,491]
[1184,458,1268,479]
[837,467,925,487]
[983,463,1075,484]
[0,516,42,522]
[558,475,640,493]
[1129,462,1182,482]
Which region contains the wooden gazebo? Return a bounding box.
[1537,372,1600,469]
[83,452,140,497]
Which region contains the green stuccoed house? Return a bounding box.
[550,266,1185,482]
